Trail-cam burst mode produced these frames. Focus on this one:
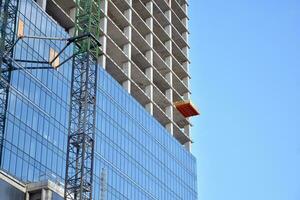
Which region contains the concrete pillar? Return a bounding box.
[184,124,190,136]
[165,88,172,101]
[145,50,154,115]
[164,22,172,61]
[145,67,153,115]
[145,83,153,114]
[125,0,132,5]
[182,17,188,29]
[164,24,172,37]
[25,192,30,200]
[124,26,132,40]
[146,1,153,13]
[122,41,132,93]
[165,87,173,121]
[182,61,189,71]
[122,61,131,93]
[100,16,107,38]
[164,28,172,70]
[145,33,153,46]
[46,189,52,200]
[166,0,171,6]
[166,123,173,135]
[165,99,173,118]
[184,125,192,151]
[69,7,76,20]
[182,3,188,15]
[41,189,46,200]
[145,1,153,32]
[100,0,108,33]
[184,142,192,152]
[144,1,154,116]
[145,102,153,115]
[68,7,76,35]
[182,60,190,98]
[101,0,109,16]
[145,3,153,65]
[165,72,172,86]
[100,34,107,53]
[183,92,190,100]
[122,6,132,93]
[97,0,108,69]
[182,46,189,57]
[98,35,107,69]
[165,10,172,22]
[36,0,47,10]
[122,43,131,93]
[123,43,131,58]
[145,66,153,80]
[145,84,153,100]
[123,62,131,77]
[98,55,106,69]
[183,76,189,88]
[165,40,172,52]
[122,80,131,93]
[165,74,174,136]
[164,8,172,77]
[182,31,189,43]
[165,56,172,69]
[163,3,174,137]
[164,54,174,136]
[145,50,153,65]
[123,8,132,23]
[146,17,153,30]
[145,67,153,99]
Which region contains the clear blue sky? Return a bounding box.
[189,0,300,200]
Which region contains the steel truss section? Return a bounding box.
[0,0,19,165]
[64,0,101,199]
[65,51,97,200]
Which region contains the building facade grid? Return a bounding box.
[0,1,197,199]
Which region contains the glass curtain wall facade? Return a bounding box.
[0,1,197,199]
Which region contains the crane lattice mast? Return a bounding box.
[64,0,101,199]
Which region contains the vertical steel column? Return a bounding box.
[64,0,101,199]
[0,0,19,166]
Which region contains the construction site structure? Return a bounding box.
[43,0,198,151]
[0,0,199,200]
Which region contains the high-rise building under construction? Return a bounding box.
[0,0,199,199]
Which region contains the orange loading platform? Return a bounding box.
[174,100,200,118]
